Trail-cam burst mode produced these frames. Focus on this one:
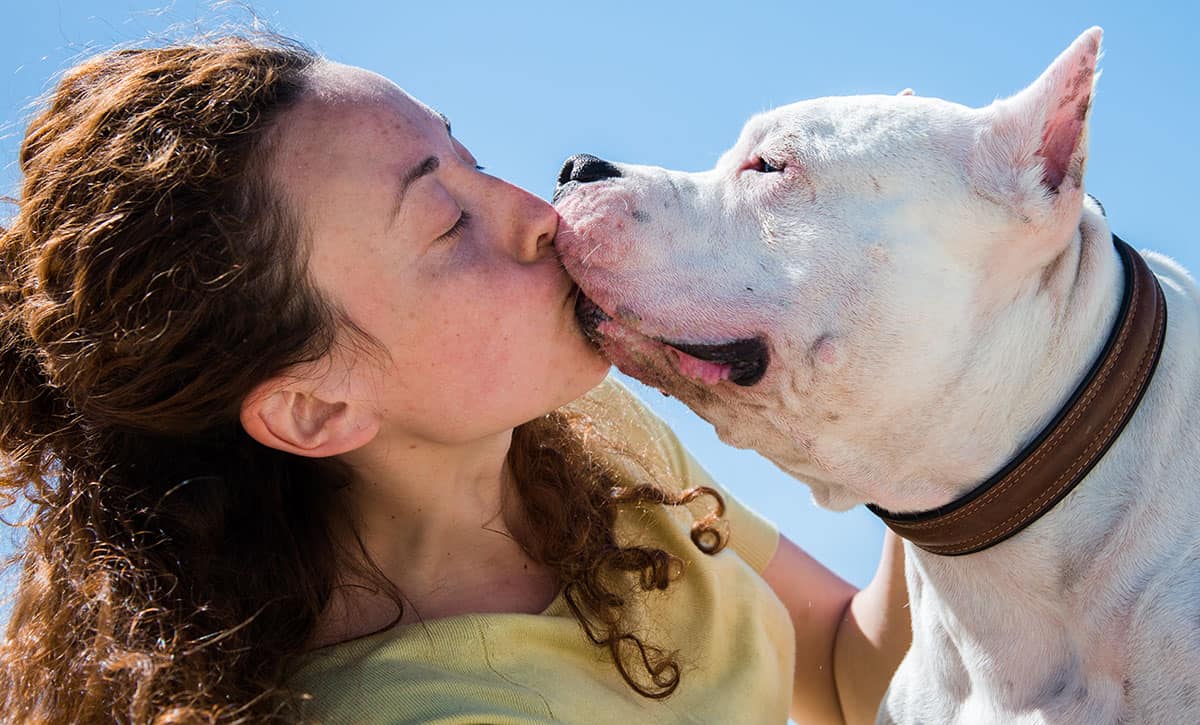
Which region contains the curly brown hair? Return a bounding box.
[0,33,724,722]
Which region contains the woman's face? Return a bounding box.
[270,62,609,445]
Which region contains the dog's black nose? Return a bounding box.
[557,154,622,186]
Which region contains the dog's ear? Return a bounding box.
[970,27,1102,254]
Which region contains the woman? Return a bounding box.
[0,33,909,723]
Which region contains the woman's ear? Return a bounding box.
[240,379,380,457]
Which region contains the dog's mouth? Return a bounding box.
[574,287,769,387]
[574,288,613,335]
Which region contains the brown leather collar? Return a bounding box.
[868,235,1167,556]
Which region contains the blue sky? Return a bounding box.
[1,1,1197,590]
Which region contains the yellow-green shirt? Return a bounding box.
[292,377,794,723]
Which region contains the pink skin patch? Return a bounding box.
[815,337,838,367]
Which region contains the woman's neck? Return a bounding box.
[307,428,558,649]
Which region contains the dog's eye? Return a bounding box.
[751,157,783,173]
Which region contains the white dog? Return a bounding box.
[553,27,1200,724]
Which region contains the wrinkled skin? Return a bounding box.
[556,27,1200,724]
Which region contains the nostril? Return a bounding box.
[557,153,622,187]
[557,156,579,186]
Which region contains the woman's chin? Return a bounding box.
[552,346,613,409]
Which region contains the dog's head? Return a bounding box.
[554,29,1106,511]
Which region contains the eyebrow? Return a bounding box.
[390,114,454,220]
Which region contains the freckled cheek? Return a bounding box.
[374,257,563,374]
[377,314,506,399]
[417,291,523,362]
[423,327,521,406]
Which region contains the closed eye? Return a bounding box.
[438,210,471,242]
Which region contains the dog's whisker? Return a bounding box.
[579,241,604,267]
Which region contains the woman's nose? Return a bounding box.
[509,184,559,263]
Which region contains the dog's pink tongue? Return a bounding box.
[670,347,732,385]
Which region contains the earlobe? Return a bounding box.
[240,383,380,458]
